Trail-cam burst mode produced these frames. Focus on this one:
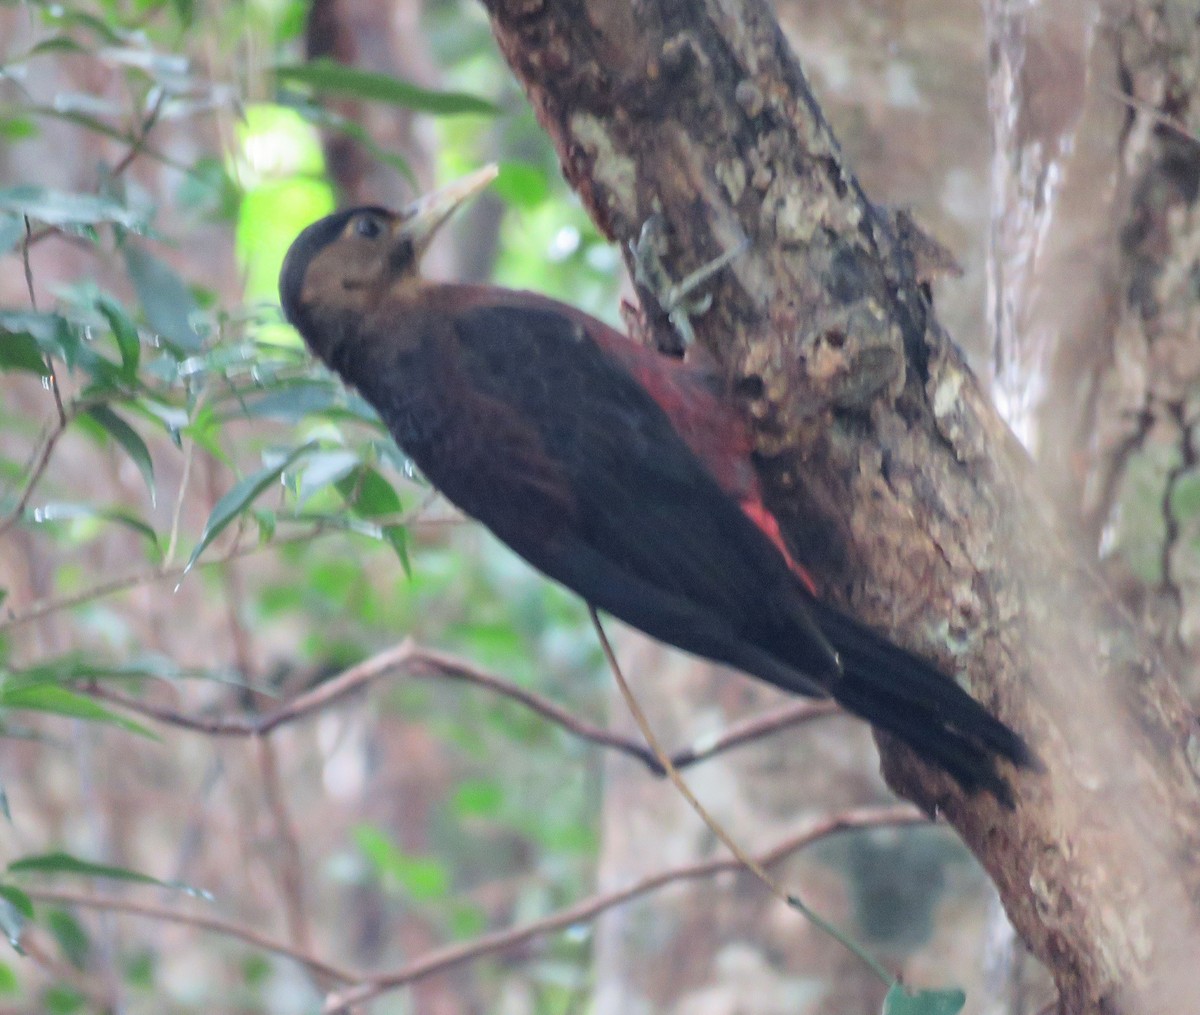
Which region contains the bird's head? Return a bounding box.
[279,164,499,336]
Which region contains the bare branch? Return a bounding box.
[21,888,358,984]
[322,804,924,1012]
[84,639,841,772]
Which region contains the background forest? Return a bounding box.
[1,0,1196,1013]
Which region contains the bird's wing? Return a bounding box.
[439,303,838,684]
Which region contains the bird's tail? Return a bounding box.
[803,599,1037,805]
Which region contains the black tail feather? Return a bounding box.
[802,599,1037,804]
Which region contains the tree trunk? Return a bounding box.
[478,1,1200,1011]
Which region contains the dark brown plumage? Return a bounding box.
[279,167,1034,803]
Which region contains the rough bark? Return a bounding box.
[478,1,1200,1011]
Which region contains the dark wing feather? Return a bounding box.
[441,303,840,690]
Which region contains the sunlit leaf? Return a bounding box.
[276,59,498,116]
[0,685,156,739]
[123,242,203,352]
[9,852,208,897]
[184,442,316,572]
[84,406,155,501]
[882,984,966,1015]
[494,162,550,209]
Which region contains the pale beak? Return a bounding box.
[394,164,500,256]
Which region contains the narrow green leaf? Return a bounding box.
[0,685,157,739]
[382,524,411,576]
[44,909,88,969]
[84,406,155,501]
[95,296,140,376]
[184,443,316,573]
[28,36,87,58]
[123,243,203,352]
[25,502,159,556]
[9,852,207,897]
[882,984,966,1015]
[0,887,32,920]
[276,59,498,116]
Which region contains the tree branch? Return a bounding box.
[322,804,923,1012]
[478,1,1200,1010]
[85,638,840,772]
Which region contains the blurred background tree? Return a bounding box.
[2,1,1194,1013]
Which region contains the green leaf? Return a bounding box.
[452,779,504,818]
[123,242,203,352]
[0,887,32,920]
[382,524,411,576]
[276,59,498,116]
[353,825,449,901]
[44,909,88,969]
[95,296,140,376]
[0,959,18,992]
[0,685,157,739]
[297,449,360,504]
[0,894,26,953]
[0,332,48,376]
[0,214,23,255]
[494,162,550,209]
[43,983,85,1015]
[84,406,155,502]
[882,985,966,1015]
[25,502,159,556]
[336,467,401,518]
[184,443,316,573]
[9,853,207,898]
[0,186,146,229]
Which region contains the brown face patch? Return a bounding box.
[297,209,416,318]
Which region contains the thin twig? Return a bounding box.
[0,525,331,630]
[110,89,167,179]
[321,803,923,1012]
[0,416,73,539]
[1102,84,1200,146]
[21,888,357,983]
[0,224,73,540]
[589,607,896,989]
[83,640,841,773]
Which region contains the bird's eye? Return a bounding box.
[355,215,384,239]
